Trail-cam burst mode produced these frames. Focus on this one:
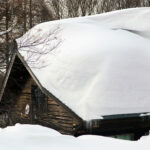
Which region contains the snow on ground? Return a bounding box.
[17,8,150,120]
[0,124,150,150]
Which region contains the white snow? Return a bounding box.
[140,113,150,117]
[0,124,150,150]
[17,8,150,120]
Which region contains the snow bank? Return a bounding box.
[17,8,150,120]
[0,124,150,150]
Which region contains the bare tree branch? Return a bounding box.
[17,25,61,69]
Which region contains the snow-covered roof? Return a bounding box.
[17,8,150,121]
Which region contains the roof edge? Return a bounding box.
[0,40,83,122]
[0,40,17,101]
[16,45,82,122]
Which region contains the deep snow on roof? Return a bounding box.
[17,8,150,120]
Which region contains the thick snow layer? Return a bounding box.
[0,124,150,150]
[17,8,150,120]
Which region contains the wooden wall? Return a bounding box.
[8,75,81,135]
[0,55,82,135]
[36,95,81,135]
[9,78,33,125]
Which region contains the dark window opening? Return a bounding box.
[32,85,47,114]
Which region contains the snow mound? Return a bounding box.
[0,123,61,136]
[0,124,150,150]
[17,8,150,120]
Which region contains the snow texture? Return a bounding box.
[0,124,150,150]
[17,8,150,120]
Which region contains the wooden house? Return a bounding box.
[0,41,150,141]
[0,41,82,134]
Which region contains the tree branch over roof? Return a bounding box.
[17,25,61,69]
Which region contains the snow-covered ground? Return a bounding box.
[17,7,150,120]
[0,124,150,150]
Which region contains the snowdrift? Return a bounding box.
[0,124,150,150]
[17,8,150,120]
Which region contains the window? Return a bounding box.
[32,85,47,113]
[112,133,134,140]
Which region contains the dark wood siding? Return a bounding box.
[0,55,35,126]
[0,55,82,135]
[34,92,81,135]
[9,78,33,124]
